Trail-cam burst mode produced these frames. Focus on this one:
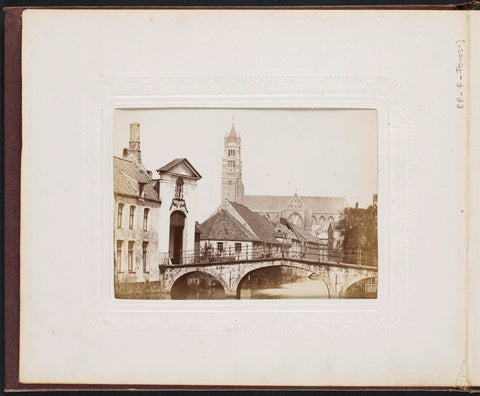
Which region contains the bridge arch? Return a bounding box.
[234,262,331,299]
[338,274,378,297]
[168,269,229,296]
[342,276,377,298]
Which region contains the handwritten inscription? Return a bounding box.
[456,40,465,109]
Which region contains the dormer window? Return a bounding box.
[139,183,145,199]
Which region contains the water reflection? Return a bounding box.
[170,271,225,300]
[240,278,329,299]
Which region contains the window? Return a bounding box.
[228,149,235,156]
[116,240,123,270]
[128,241,135,271]
[143,208,150,231]
[235,243,242,253]
[217,242,224,252]
[288,213,303,228]
[228,160,235,169]
[129,206,136,229]
[117,203,124,228]
[142,242,148,272]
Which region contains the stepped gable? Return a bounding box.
[228,201,282,245]
[113,156,160,202]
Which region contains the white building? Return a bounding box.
[156,158,202,264]
[113,123,202,292]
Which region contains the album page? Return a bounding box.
[20,9,470,386]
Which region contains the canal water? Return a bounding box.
[239,278,329,299]
[119,272,331,300]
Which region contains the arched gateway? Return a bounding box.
[169,211,186,264]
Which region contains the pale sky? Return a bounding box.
[114,108,377,223]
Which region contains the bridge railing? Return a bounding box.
[160,246,378,267]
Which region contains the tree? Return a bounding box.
[338,205,377,252]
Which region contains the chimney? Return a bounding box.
[355,202,359,209]
[125,122,141,162]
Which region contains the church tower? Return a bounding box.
[221,118,245,203]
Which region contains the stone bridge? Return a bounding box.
[159,258,378,298]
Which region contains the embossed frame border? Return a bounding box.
[82,75,409,334]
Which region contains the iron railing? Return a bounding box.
[159,246,378,268]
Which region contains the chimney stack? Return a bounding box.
[124,122,141,162]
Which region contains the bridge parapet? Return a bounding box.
[162,247,378,268]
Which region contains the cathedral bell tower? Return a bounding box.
[221,118,245,203]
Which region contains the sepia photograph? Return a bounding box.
[113,108,378,300]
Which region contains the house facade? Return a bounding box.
[114,122,202,291]
[199,200,284,260]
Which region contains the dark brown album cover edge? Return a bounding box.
[4,4,480,392]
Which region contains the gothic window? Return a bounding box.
[129,206,136,229]
[228,160,235,169]
[327,216,334,229]
[312,216,317,225]
[175,178,184,199]
[128,241,135,272]
[117,203,124,228]
[228,149,235,156]
[142,241,148,272]
[319,216,326,230]
[288,213,303,228]
[143,208,150,231]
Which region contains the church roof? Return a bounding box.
[156,158,202,180]
[113,156,161,202]
[199,209,258,242]
[242,195,348,213]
